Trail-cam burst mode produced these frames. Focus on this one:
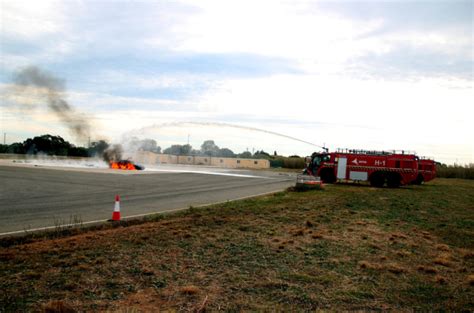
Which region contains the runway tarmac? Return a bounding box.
[0,164,295,235]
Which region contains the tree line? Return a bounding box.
[0,135,304,167]
[436,163,474,180]
[0,134,94,157]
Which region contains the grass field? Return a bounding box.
[1,178,473,311]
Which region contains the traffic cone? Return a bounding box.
[112,195,121,221]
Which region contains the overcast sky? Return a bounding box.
[0,0,472,163]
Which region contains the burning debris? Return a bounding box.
[110,160,144,170]
[103,144,144,170]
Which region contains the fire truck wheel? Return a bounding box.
[320,169,336,183]
[414,174,424,185]
[387,173,401,188]
[369,172,385,187]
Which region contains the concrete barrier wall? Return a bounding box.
[130,151,270,169]
[209,156,270,169]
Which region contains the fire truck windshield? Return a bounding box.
[313,156,322,166]
[312,154,329,167]
[305,153,330,176]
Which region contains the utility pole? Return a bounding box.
[187,134,190,145]
[3,133,5,145]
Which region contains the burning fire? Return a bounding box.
[110,160,137,170]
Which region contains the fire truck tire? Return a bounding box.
[387,173,401,188]
[369,172,385,187]
[320,168,336,183]
[413,174,424,185]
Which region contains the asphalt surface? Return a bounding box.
[0,165,295,235]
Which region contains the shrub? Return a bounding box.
[270,156,306,169]
[436,164,474,180]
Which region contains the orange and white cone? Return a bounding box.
[112,195,121,221]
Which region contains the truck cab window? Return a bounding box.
[313,156,322,166]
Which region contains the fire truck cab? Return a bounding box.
[304,149,423,188]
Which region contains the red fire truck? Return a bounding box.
[413,159,437,184]
[303,149,435,187]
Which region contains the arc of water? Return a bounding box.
[129,121,327,150]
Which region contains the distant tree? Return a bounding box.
[269,158,284,168]
[283,156,305,169]
[436,163,474,180]
[201,140,220,156]
[163,144,191,155]
[253,150,271,159]
[139,139,160,153]
[181,144,192,155]
[23,134,71,156]
[218,148,235,158]
[0,134,108,157]
[238,151,252,158]
[68,146,89,157]
[127,137,161,153]
[254,150,270,156]
[163,146,176,155]
[7,142,25,154]
[140,139,158,152]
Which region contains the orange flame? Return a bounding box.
[110,161,136,170]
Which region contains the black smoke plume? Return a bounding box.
[12,66,91,142]
[102,144,123,163]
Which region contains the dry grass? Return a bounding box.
[435,244,451,252]
[386,263,407,275]
[433,255,454,267]
[460,249,474,260]
[179,285,200,295]
[41,300,75,313]
[1,178,473,311]
[435,275,447,284]
[467,275,474,286]
[358,260,381,270]
[417,266,438,274]
[311,233,324,239]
